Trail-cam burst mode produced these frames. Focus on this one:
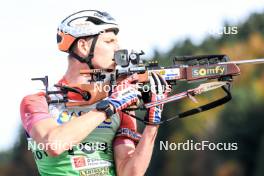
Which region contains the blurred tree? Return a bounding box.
[4,129,39,176]
[147,11,264,176]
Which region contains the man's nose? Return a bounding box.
[114,43,120,51]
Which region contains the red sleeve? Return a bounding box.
[20,92,50,134]
[113,111,141,146]
[118,111,137,130]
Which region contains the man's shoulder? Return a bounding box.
[20,91,50,133]
[20,92,48,114]
[21,92,46,106]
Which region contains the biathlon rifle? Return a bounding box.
[32,50,264,124]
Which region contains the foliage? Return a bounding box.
[147,11,264,176]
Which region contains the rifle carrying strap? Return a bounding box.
[122,84,232,125]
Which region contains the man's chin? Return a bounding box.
[94,63,115,70]
[107,63,116,70]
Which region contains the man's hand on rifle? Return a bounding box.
[144,72,170,125]
[107,74,141,112]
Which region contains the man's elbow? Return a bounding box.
[45,148,64,157]
[44,132,67,157]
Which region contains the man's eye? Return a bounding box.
[105,39,116,43]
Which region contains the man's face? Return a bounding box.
[92,31,119,69]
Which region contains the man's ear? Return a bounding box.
[77,38,90,56]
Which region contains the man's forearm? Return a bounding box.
[120,125,159,176]
[37,110,107,156]
[133,125,159,173]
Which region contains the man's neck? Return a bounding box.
[64,56,91,84]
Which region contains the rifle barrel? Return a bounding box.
[219,58,264,65]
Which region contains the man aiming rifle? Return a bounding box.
[20,10,169,176]
[20,9,264,176]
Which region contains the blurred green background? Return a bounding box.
[1,11,264,176]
